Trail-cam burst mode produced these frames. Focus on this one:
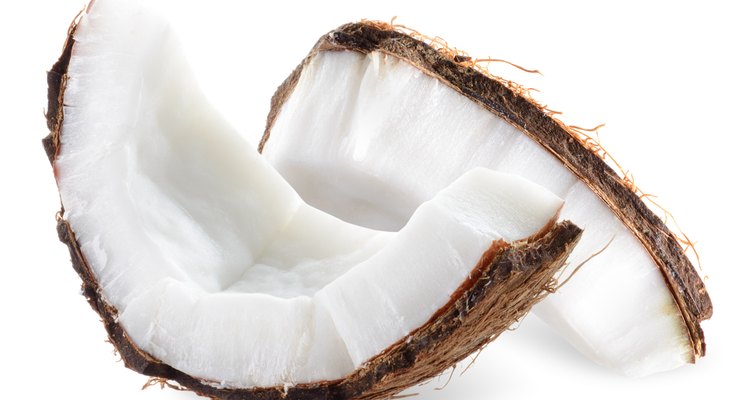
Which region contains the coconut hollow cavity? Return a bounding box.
[44,1,583,397]
[259,22,712,375]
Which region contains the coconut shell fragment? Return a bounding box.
[54,213,580,399]
[259,22,712,361]
[44,8,585,399]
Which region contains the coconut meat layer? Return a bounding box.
[264,50,694,376]
[55,0,564,388]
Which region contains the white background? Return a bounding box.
[1,0,747,399]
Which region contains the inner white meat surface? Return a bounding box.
[264,50,693,376]
[54,0,564,388]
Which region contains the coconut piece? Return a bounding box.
[44,1,582,397]
[259,23,712,376]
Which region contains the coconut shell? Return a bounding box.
[44,15,583,400]
[259,22,712,360]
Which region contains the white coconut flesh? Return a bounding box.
[263,50,694,376]
[55,0,566,389]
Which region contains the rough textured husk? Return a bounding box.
[258,22,712,360]
[45,14,584,400]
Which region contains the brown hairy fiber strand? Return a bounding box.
[259,22,712,360]
[44,15,583,400]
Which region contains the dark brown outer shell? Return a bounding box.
[44,15,583,400]
[259,22,712,360]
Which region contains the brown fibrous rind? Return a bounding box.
[258,22,712,359]
[45,12,584,400]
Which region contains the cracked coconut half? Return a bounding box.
[259,21,713,376]
[44,1,583,398]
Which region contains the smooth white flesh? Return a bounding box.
[263,50,693,376]
[55,0,564,388]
